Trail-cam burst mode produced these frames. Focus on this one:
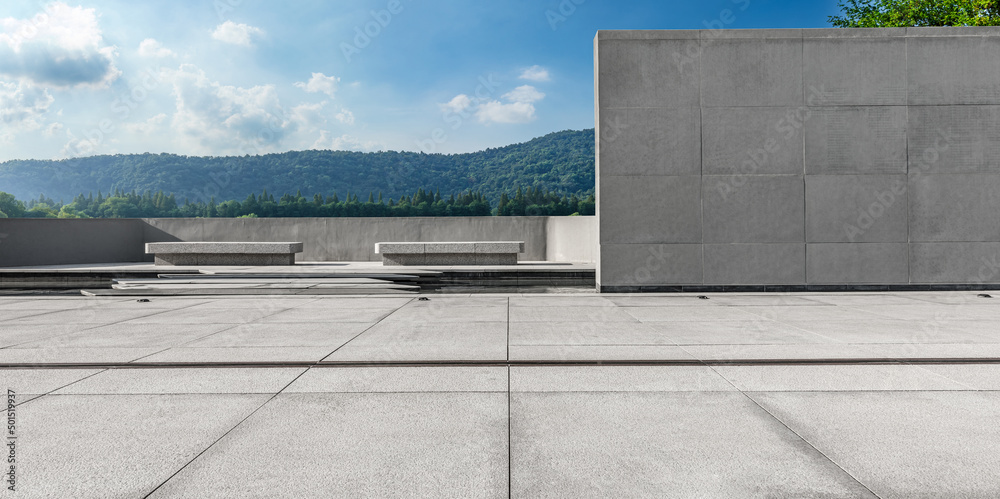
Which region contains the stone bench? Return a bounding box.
[145,242,303,266]
[375,241,524,266]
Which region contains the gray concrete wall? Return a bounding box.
[0,216,596,267]
[595,27,1000,290]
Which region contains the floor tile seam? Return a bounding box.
[317,297,419,361]
[898,360,980,390]
[141,366,312,498]
[507,364,512,499]
[10,367,111,408]
[709,365,884,498]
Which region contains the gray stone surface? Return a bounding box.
[597,38,700,109]
[1,369,104,401]
[156,253,296,266]
[907,34,1000,104]
[701,107,804,175]
[285,366,508,393]
[908,105,1000,173]
[753,391,1000,498]
[716,365,966,392]
[599,244,703,287]
[508,344,695,361]
[53,367,306,394]
[805,175,908,243]
[600,175,702,244]
[13,394,269,498]
[804,106,908,174]
[598,107,702,176]
[508,321,675,345]
[803,35,906,105]
[702,175,804,243]
[910,242,1000,284]
[150,393,508,498]
[510,366,736,392]
[146,242,304,254]
[703,243,806,285]
[184,323,370,348]
[511,392,875,497]
[806,243,909,284]
[909,174,1000,242]
[701,38,803,107]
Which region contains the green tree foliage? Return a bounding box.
[0,191,25,218]
[830,0,1000,27]
[0,129,595,206]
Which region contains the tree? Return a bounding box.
[830,0,1000,27]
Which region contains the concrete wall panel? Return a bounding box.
[702,176,804,244]
[908,174,1000,242]
[599,244,702,288]
[0,219,145,267]
[911,243,1000,284]
[701,38,803,107]
[600,176,702,244]
[804,106,908,174]
[704,244,805,285]
[598,107,701,176]
[908,106,1000,174]
[807,243,908,284]
[701,107,804,175]
[803,35,906,106]
[805,175,908,243]
[908,35,1000,105]
[598,38,700,109]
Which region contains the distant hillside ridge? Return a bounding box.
[0,129,596,204]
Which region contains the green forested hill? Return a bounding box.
[0,129,595,204]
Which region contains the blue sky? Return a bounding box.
[0,0,844,162]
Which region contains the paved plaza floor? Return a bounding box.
[2,291,1000,497]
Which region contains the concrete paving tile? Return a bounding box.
[849,304,1000,322]
[682,344,880,361]
[0,347,165,364]
[0,298,133,310]
[1,369,104,401]
[604,296,722,307]
[784,319,997,344]
[858,343,1000,359]
[256,307,394,323]
[15,323,234,349]
[149,393,508,498]
[715,365,967,392]
[0,309,62,321]
[381,305,508,323]
[509,296,615,307]
[0,324,102,348]
[288,297,413,308]
[509,321,676,346]
[704,295,829,306]
[509,345,696,362]
[138,347,335,363]
[326,343,507,362]
[915,364,1000,390]
[642,320,834,345]
[53,367,306,394]
[349,321,507,346]
[13,393,270,498]
[8,307,178,324]
[183,297,319,309]
[510,366,736,392]
[622,306,760,322]
[740,305,887,322]
[184,323,371,348]
[752,391,1000,498]
[805,294,931,306]
[510,306,639,322]
[511,392,876,498]
[898,293,996,306]
[127,307,287,324]
[285,366,507,393]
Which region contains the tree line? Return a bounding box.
[0,186,595,219]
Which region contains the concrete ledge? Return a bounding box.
[376,241,524,266]
[146,242,303,266]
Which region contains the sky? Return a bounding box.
[0,0,845,162]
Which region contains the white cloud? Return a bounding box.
[0,2,120,88]
[211,21,265,47]
[125,113,167,135]
[440,94,473,115]
[167,64,293,155]
[138,38,175,58]
[519,65,551,82]
[44,122,64,137]
[294,72,339,98]
[335,108,355,126]
[0,81,54,130]
[311,131,382,152]
[475,85,545,124]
